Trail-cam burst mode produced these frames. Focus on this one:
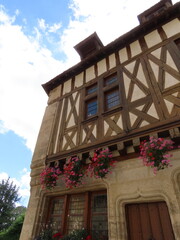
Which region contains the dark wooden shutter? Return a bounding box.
[125,202,175,240]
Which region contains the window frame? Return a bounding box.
[46,190,108,238]
[104,88,121,111]
[103,72,121,113]
[84,82,98,120]
[83,72,122,121]
[85,98,98,119]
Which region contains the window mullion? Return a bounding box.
[98,78,104,114]
[84,192,90,231]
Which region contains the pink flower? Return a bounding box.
[139,137,173,174]
[40,167,61,190]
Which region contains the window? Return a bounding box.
[105,89,120,110]
[85,83,98,119]
[104,74,117,86]
[47,191,108,239]
[103,73,121,111]
[86,99,98,118]
[91,193,108,239]
[67,195,85,232]
[49,197,64,234]
[84,72,121,120]
[87,84,98,95]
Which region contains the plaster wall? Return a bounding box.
[162,18,180,37]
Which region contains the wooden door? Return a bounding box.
[125,202,175,240]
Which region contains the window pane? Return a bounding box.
[50,198,64,234]
[92,195,107,213]
[87,84,98,95]
[50,216,62,234]
[67,195,85,233]
[91,194,108,240]
[86,99,97,117]
[105,90,120,110]
[105,74,117,86]
[51,198,64,215]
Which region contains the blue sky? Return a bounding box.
[0,0,179,207]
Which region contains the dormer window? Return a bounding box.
[138,0,172,24]
[74,32,104,60]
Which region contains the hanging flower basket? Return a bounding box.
[139,136,174,174]
[88,148,116,178]
[40,167,62,190]
[63,157,86,188]
[40,148,116,189]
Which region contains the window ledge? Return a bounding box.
[82,115,98,124]
[102,106,123,116]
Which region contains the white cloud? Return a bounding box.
[0,8,65,151]
[0,120,8,134]
[15,9,20,16]
[38,18,62,33]
[0,5,15,24]
[38,18,47,31]
[49,23,62,33]
[0,169,30,207]
[0,172,9,180]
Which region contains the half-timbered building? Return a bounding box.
[20,0,180,239]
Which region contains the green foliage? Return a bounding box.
[11,206,26,222]
[35,227,53,240]
[61,229,89,240]
[0,213,24,240]
[0,178,21,231]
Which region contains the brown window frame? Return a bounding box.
[84,82,98,120]
[86,83,98,95]
[85,98,98,119]
[103,73,121,113]
[104,73,118,86]
[104,88,120,111]
[84,72,121,120]
[46,191,108,239]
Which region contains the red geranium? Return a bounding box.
[87,148,116,178]
[139,137,174,174]
[53,232,63,238]
[85,235,91,240]
[40,167,61,190]
[63,157,86,188]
